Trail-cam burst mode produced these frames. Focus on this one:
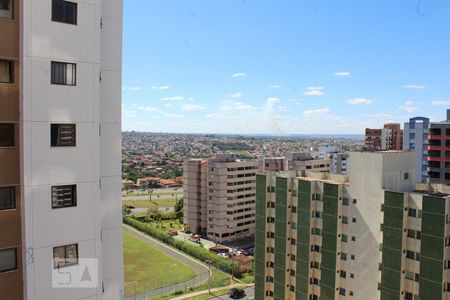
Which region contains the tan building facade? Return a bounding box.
[255,151,416,300]
[0,0,22,299]
[183,154,258,243]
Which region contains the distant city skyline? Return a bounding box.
[122,0,450,134]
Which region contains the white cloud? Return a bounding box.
[269,85,281,89]
[402,84,425,90]
[347,98,373,105]
[164,113,184,118]
[432,101,450,106]
[303,107,330,116]
[205,113,220,119]
[161,96,184,101]
[232,72,246,78]
[266,97,279,105]
[228,92,242,98]
[232,102,253,111]
[304,87,325,96]
[138,106,159,112]
[333,71,351,77]
[399,101,418,113]
[122,86,142,91]
[152,85,170,90]
[182,104,206,111]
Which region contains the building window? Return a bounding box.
[311,228,322,236]
[52,0,77,25]
[0,123,15,147]
[51,124,76,147]
[339,288,346,296]
[0,248,17,273]
[341,234,348,242]
[0,0,12,19]
[341,253,347,261]
[310,261,320,269]
[53,244,78,268]
[343,197,349,206]
[52,185,77,208]
[342,216,348,224]
[0,60,13,83]
[51,61,76,85]
[340,270,347,278]
[0,187,16,210]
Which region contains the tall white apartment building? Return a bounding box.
[183,154,259,243]
[403,117,429,183]
[0,1,124,299]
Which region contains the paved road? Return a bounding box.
[124,225,210,300]
[209,286,255,300]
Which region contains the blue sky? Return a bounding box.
[122,0,450,134]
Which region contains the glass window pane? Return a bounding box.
[0,0,12,19]
[0,248,17,272]
[0,187,15,210]
[0,124,15,147]
[0,60,13,83]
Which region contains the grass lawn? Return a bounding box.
[122,198,177,208]
[123,232,196,296]
[123,191,183,197]
[149,268,233,300]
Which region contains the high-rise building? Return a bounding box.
[259,157,286,172]
[365,128,382,150]
[379,183,450,300]
[365,124,403,151]
[0,1,124,299]
[259,153,331,173]
[382,123,403,151]
[184,154,259,243]
[428,109,450,185]
[255,151,415,300]
[331,152,349,174]
[403,117,430,183]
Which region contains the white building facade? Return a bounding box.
[20,1,123,299]
[403,117,429,183]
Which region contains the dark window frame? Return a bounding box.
[0,123,15,147]
[51,61,77,86]
[0,248,17,273]
[51,0,77,25]
[51,124,76,147]
[0,186,16,210]
[0,60,14,83]
[53,244,79,269]
[51,185,77,209]
[0,0,13,20]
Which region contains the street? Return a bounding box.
[208,286,255,300]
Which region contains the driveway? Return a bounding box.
[124,225,210,300]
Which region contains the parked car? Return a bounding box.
[228,288,246,299]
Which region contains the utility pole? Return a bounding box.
[206,260,212,293]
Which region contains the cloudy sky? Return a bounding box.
[122,0,450,134]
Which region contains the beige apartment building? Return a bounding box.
[255,151,417,300]
[183,154,259,243]
[260,153,331,173]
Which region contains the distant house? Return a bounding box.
[137,177,161,187]
[160,179,180,187]
[122,179,135,190]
